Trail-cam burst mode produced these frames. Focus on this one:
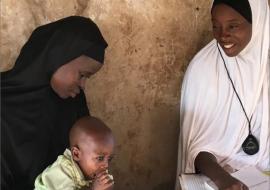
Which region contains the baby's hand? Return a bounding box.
[92,170,114,190]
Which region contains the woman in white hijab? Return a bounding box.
[177,0,269,189]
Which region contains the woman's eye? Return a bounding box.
[78,73,85,79]
[212,25,220,33]
[79,73,91,79]
[229,24,239,30]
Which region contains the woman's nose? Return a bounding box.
[220,28,230,41]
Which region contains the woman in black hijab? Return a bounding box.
[1,16,108,190]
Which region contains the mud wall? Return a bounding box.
[0,0,213,189]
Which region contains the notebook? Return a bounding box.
[179,174,216,190]
[230,166,270,190]
[179,166,270,190]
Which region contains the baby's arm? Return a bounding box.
[34,163,77,190]
[195,152,248,190]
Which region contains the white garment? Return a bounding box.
[177,0,269,178]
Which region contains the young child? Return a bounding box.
[34,116,115,190]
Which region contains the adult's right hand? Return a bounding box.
[216,175,248,190]
[195,152,249,190]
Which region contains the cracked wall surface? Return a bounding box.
[1,0,213,189]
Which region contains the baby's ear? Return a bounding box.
[71,146,81,161]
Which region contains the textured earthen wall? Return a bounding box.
[1,0,213,189]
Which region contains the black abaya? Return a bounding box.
[1,16,108,190]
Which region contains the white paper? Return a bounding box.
[231,166,270,190]
[179,174,216,190]
[179,166,270,190]
[205,179,218,190]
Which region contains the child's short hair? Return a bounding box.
[69,116,112,147]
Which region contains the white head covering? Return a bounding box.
[177,0,269,177]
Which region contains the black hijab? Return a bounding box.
[212,0,252,24]
[1,16,108,190]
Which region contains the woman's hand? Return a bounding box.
[215,175,248,190]
[195,152,249,190]
[92,170,114,190]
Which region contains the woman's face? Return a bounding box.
[50,55,102,99]
[211,4,252,57]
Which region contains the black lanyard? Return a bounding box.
[217,42,259,155]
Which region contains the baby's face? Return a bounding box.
[77,135,115,179]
